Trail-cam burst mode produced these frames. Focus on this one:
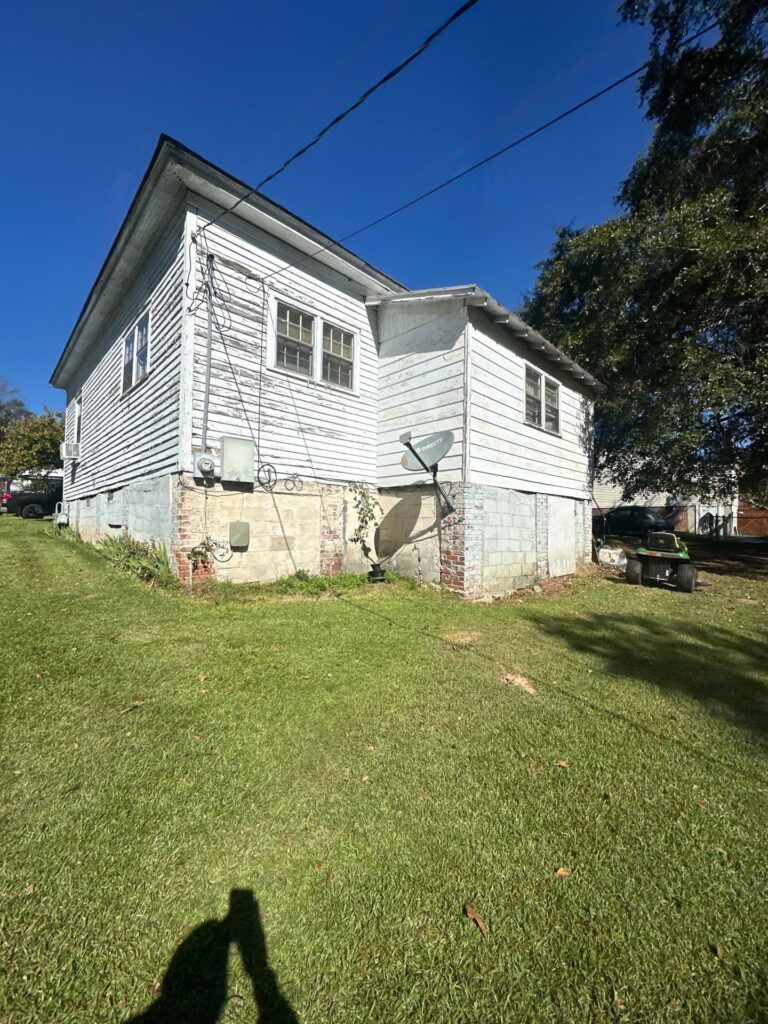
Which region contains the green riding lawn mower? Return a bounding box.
[625,531,699,593]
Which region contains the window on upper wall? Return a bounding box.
[121,311,150,394]
[322,322,354,389]
[276,301,314,377]
[271,297,356,391]
[525,364,560,433]
[73,393,82,445]
[525,367,542,427]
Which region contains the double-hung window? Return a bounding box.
[322,323,354,388]
[276,302,314,377]
[272,298,355,391]
[525,365,560,433]
[122,311,150,393]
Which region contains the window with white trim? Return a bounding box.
[276,302,314,377]
[122,311,150,393]
[74,393,82,444]
[271,298,356,391]
[525,365,560,433]
[322,322,354,388]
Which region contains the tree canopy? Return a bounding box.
[0,380,30,446]
[0,410,64,480]
[522,0,767,502]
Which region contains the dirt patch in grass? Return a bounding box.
[443,630,480,647]
[502,670,536,694]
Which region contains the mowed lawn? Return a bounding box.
[1,519,767,1024]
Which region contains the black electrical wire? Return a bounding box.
[256,18,720,287]
[194,0,482,244]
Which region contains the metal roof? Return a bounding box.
[366,285,597,387]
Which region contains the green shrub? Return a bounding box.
[98,534,177,589]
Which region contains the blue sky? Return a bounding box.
[0,0,652,411]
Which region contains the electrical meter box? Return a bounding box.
[220,436,255,484]
[229,520,250,550]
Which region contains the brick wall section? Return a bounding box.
[439,485,467,594]
[535,493,549,578]
[319,484,344,575]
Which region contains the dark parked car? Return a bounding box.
[2,480,63,519]
[593,505,674,541]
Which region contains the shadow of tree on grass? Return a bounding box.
[528,611,768,742]
[128,889,298,1024]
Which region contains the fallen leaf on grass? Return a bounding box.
[230,994,245,1007]
[464,904,488,939]
[24,884,35,895]
[554,759,569,768]
[696,801,709,812]
[503,671,535,694]
[197,674,206,682]
[714,845,726,855]
[118,996,127,1009]
[554,867,571,878]
[711,943,724,959]
[361,774,369,784]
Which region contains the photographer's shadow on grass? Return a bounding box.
[128,888,299,1023]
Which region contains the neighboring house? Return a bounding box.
[50,136,596,598]
[592,478,738,534]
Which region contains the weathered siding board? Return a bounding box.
[468,319,592,500]
[63,207,185,500]
[187,204,380,485]
[377,299,467,487]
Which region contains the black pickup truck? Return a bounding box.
[2,480,63,519]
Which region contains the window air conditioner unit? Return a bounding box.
[60,442,81,461]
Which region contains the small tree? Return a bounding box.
[348,482,383,565]
[0,410,64,480]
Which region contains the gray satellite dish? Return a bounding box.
[400,430,454,471]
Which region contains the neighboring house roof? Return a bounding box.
[366,285,596,388]
[51,136,596,391]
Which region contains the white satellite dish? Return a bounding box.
[400,430,454,472]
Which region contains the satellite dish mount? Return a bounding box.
[399,430,455,515]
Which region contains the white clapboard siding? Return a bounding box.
[188,205,379,485]
[376,298,467,487]
[63,208,185,500]
[467,321,592,499]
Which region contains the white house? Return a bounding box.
[50,136,596,597]
[592,478,738,534]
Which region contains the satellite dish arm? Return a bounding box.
[401,438,455,515]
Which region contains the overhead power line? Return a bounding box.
[195,0,482,244]
[252,19,721,287]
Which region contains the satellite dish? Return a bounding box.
[400,430,454,472]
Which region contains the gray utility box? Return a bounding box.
[229,521,250,550]
[220,436,255,484]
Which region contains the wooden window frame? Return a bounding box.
[268,293,358,394]
[120,309,151,396]
[524,362,561,435]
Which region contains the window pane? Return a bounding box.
[276,303,314,375]
[323,323,354,361]
[544,380,559,432]
[136,314,149,382]
[322,353,353,389]
[525,367,541,425]
[277,339,312,376]
[122,331,134,391]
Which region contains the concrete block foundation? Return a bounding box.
[65,473,591,597]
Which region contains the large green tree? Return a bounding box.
[522,0,768,502]
[0,410,64,480]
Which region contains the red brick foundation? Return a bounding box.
[319,485,344,576]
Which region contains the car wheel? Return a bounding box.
[676,563,697,593]
[20,504,45,519]
[626,558,643,585]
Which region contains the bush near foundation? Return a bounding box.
[97,534,178,589]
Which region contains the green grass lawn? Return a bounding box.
[1,518,767,1024]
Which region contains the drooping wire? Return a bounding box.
[255,19,720,289]
[193,0,483,247]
